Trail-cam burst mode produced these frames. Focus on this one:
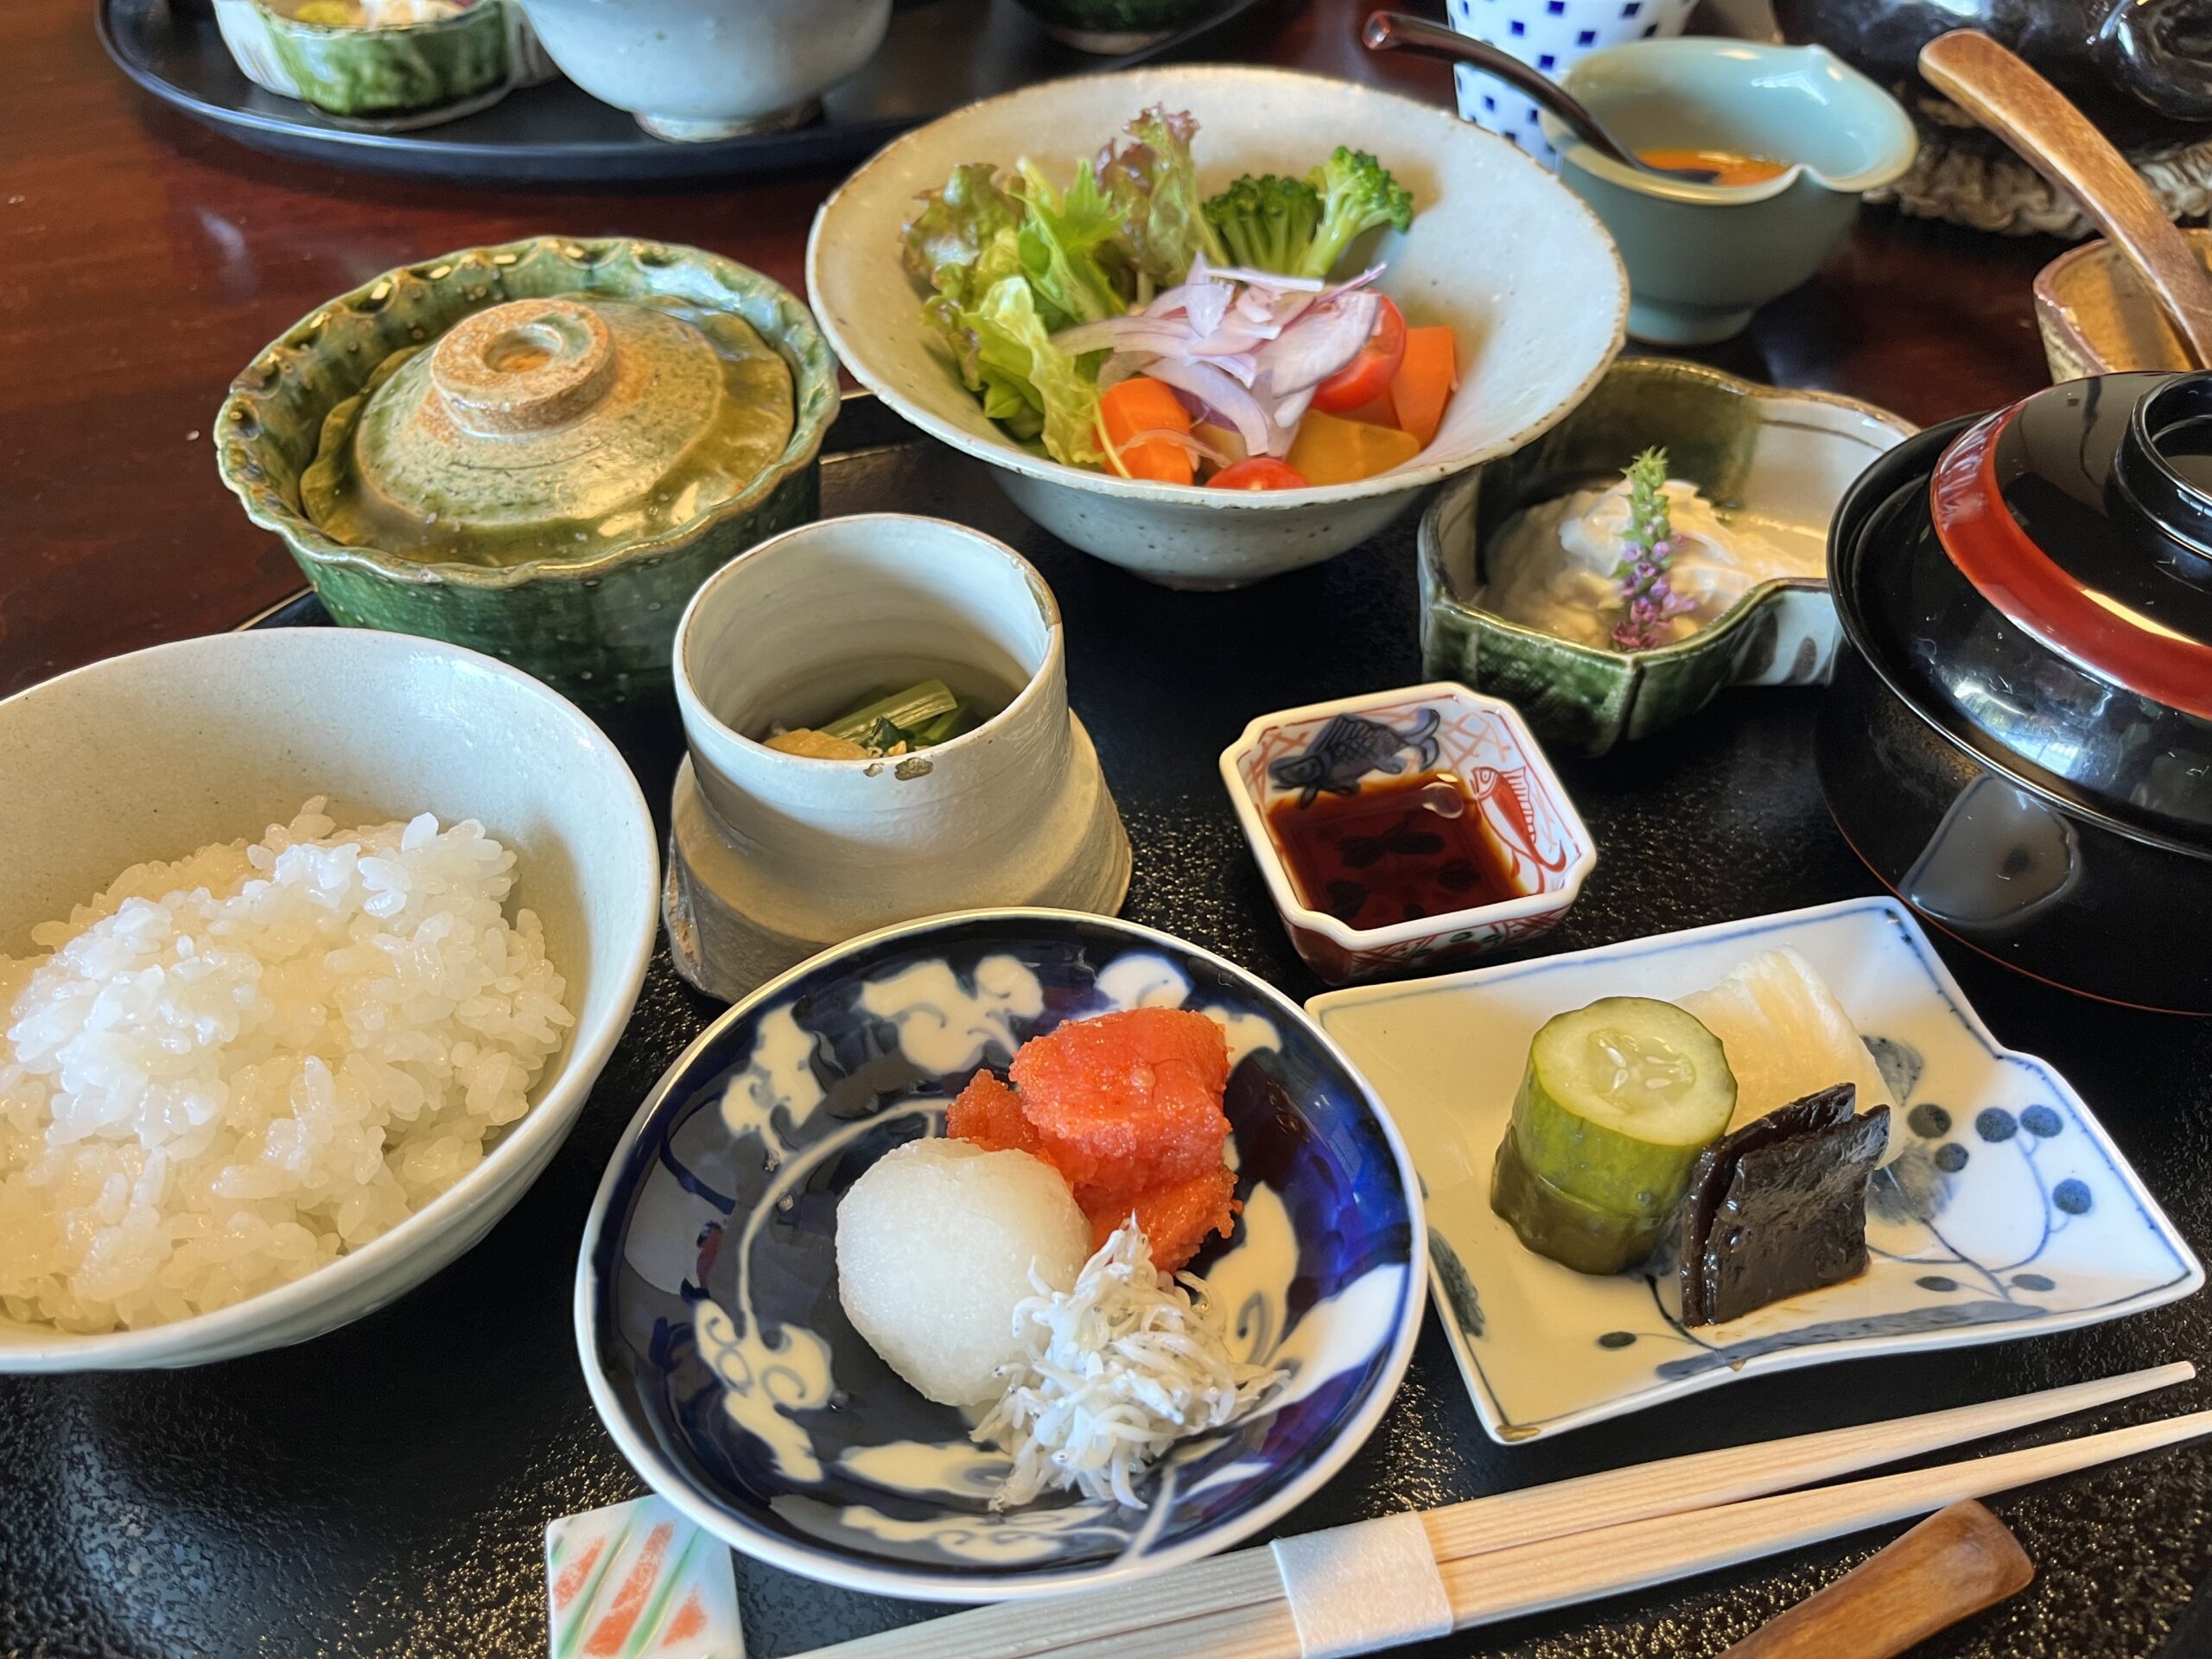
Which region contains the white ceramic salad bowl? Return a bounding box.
[0,629,660,1370]
[808,65,1630,589]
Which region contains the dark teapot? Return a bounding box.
[1774,0,2212,148]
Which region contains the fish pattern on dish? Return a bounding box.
[1225,684,1595,983]
[578,912,1422,1600]
[1309,898,2202,1442]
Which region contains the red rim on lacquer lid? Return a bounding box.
[1929,372,2212,722]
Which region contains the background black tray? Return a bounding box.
[98,0,1268,184]
[6,396,2211,1657]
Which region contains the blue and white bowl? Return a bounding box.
[576,910,1426,1600]
[1445,0,1697,162]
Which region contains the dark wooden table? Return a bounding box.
[12,3,2209,1659]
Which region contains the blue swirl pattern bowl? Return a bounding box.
[576,910,1425,1599]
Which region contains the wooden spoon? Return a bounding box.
[1719,1499,2032,1659]
[1920,29,2212,369]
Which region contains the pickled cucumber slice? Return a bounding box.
[1490,1132,1675,1276]
[1510,997,1737,1220]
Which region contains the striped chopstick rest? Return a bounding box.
[547,1494,745,1659]
[793,1363,2195,1659]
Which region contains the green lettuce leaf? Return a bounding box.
[1096,105,1227,287]
[901,162,1024,299]
[1013,158,1128,328]
[968,275,1103,467]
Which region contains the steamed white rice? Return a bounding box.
[0,799,572,1333]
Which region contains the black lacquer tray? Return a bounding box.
[98,0,1269,184]
[4,395,2210,1656]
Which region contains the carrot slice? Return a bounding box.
[1341,387,1401,429]
[1390,327,1459,450]
[1096,377,1195,485]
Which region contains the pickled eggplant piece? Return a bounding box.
[1490,1132,1674,1276]
[1678,1083,1891,1326]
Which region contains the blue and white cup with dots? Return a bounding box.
[1445,0,1698,164]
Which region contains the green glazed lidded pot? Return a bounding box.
[302,295,797,567]
[217,237,840,712]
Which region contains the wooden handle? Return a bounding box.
[1919,29,2212,369]
[1719,1500,2032,1659]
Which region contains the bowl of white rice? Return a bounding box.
[0,626,659,1370]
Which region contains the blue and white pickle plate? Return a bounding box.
[576,910,1426,1600]
[1309,898,2201,1443]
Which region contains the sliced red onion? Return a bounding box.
[1147,279,1233,334]
[1052,315,1195,356]
[1319,264,1387,302]
[1274,385,1317,429]
[1189,323,1272,358]
[1257,291,1380,396]
[1206,262,1325,291]
[1200,352,1259,387]
[1120,426,1234,467]
[1098,351,1154,393]
[1182,283,1234,336]
[1141,356,1278,457]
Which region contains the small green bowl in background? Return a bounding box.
[1419,356,1913,756]
[216,237,840,711]
[1542,41,1916,346]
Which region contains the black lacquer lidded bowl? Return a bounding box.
[1821,370,2212,1013]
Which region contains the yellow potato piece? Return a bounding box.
[1285,410,1422,487]
[764,728,870,760]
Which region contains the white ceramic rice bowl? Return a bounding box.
[807,65,1630,588]
[0,628,660,1370]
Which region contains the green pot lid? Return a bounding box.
[302,294,795,566]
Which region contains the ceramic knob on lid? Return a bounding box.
[302,294,795,567]
[1846,370,2212,842]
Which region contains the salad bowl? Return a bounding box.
[808,65,1628,589]
[577,910,1425,1599]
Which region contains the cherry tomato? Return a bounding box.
[1309,296,1408,416]
[1210,457,1310,491]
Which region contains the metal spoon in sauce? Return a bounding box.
[1359,11,1727,185]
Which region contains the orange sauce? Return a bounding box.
[1267,771,1518,931]
[1637,148,1790,188]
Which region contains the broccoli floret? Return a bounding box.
[1298,147,1414,280]
[1201,173,1322,276]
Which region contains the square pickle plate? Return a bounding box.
[1307,898,2202,1442]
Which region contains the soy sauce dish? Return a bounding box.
[1222,683,1596,984]
[575,910,1423,1599]
[1821,370,2212,1014]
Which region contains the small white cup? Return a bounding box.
[1444,0,1698,163]
[667,514,1131,1001]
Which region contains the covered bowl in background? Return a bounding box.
[215,237,839,710]
[1820,370,2212,1013]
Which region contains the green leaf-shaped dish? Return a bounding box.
[1419,357,1912,756]
[216,236,840,709]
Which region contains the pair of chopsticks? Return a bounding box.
[796,1362,2204,1659]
